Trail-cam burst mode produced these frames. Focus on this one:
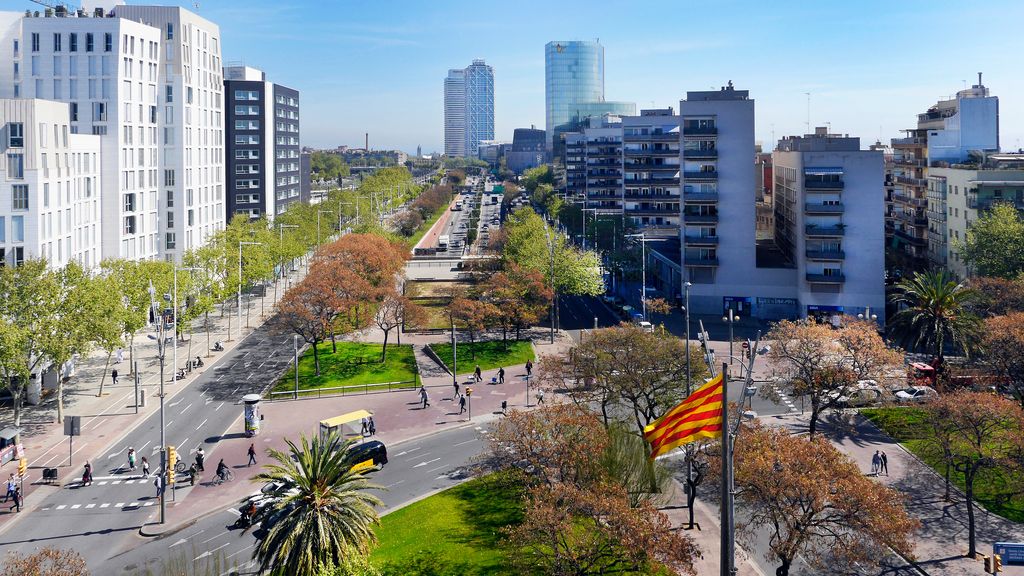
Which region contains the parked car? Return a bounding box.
[833,387,883,408]
[895,385,938,403]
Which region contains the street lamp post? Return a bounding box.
[147,282,168,525]
[857,306,878,324]
[625,233,650,320]
[581,207,598,251]
[722,308,739,365]
[172,265,201,386]
[238,241,262,332]
[543,226,556,344]
[275,224,299,306]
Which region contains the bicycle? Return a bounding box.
[174,460,187,474]
[214,468,235,485]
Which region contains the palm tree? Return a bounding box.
[889,270,982,362]
[251,433,383,576]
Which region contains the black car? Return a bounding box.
[347,440,388,472]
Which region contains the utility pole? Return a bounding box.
[147,282,167,525]
[720,362,734,576]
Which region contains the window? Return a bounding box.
[150,105,157,124]
[187,209,194,227]
[164,169,175,186]
[166,23,174,40]
[53,33,62,52]
[8,123,24,147]
[91,126,107,136]
[0,216,4,243]
[123,193,136,212]
[14,247,23,266]
[104,33,112,52]
[167,190,174,207]
[70,102,78,122]
[12,185,28,211]
[12,217,24,242]
[123,216,136,235]
[165,232,176,250]
[43,184,49,208]
[31,33,39,52]
[69,33,77,52]
[167,211,174,229]
[165,85,173,103]
[86,33,94,52]
[7,154,24,179]
[93,102,106,121]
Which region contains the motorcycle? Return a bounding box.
[176,368,186,381]
[194,356,204,369]
[213,341,224,352]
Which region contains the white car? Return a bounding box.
[895,385,938,403]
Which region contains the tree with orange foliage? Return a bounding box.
[732,424,918,576]
[374,289,426,362]
[449,297,496,359]
[765,319,902,437]
[0,546,88,576]
[278,271,336,376]
[482,263,552,344]
[981,312,1024,407]
[923,391,1024,557]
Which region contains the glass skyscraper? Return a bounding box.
[444,59,494,158]
[545,41,605,151]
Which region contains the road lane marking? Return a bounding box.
[70,504,81,509]
[178,437,190,450]
[85,503,96,509]
[144,502,154,506]
[100,503,110,508]
[393,447,421,457]
[426,465,448,474]
[180,403,193,415]
[201,531,228,544]
[384,480,405,488]
[196,419,208,430]
[216,402,224,411]
[56,505,66,510]
[413,458,441,468]
[196,543,231,560]
[168,399,183,408]
[452,439,477,447]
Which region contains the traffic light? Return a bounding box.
[166,445,177,484]
[994,554,1003,573]
[984,556,993,573]
[465,387,473,397]
[17,457,26,478]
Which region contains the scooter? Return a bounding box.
[213,341,224,352]
[194,356,204,368]
[176,368,186,381]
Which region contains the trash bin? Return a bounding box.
[243,394,262,436]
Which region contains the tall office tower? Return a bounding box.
[3,9,162,261]
[622,109,680,238]
[889,76,998,272]
[773,129,886,322]
[443,68,465,157]
[443,60,494,158]
[679,84,754,301]
[223,65,301,221]
[0,99,102,268]
[114,5,225,261]
[545,40,604,152]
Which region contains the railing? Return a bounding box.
[804,180,844,190]
[685,257,720,266]
[267,378,422,401]
[893,157,926,168]
[896,175,928,188]
[892,137,926,146]
[626,207,679,215]
[804,203,844,214]
[806,273,845,283]
[685,236,720,245]
[805,225,845,236]
[684,192,719,202]
[683,149,718,159]
[684,214,719,224]
[624,148,679,156]
[683,171,719,180]
[805,250,845,260]
[894,229,927,246]
[624,178,679,187]
[683,126,718,135]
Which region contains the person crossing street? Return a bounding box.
[498,367,505,384]
[458,394,466,414]
[247,444,257,467]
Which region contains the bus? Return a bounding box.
[438,235,449,250]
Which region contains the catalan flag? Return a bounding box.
[643,374,724,459]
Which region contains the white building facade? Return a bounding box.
[443,68,465,157]
[1,98,102,268]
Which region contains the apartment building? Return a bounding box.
[622,109,680,238]
[1,98,102,268]
[114,5,225,261]
[223,65,301,220]
[773,129,886,321]
[890,76,998,272]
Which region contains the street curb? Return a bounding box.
[138,516,199,539]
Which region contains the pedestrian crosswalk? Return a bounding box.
[42,501,155,512]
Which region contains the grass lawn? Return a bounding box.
[862,407,1024,523]
[428,340,535,375]
[274,341,418,394]
[407,204,451,247]
[371,475,524,575]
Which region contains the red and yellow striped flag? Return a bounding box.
[643,374,724,459]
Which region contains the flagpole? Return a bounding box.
[720,362,734,576]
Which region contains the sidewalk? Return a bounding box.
[0,258,316,529]
[766,412,1024,576]
[141,332,577,536]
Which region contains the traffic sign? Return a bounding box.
[994,543,1024,566]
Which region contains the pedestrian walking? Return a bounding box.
[154,475,165,500]
[247,443,257,467]
[4,474,15,502]
[195,446,205,472]
[360,417,369,436]
[525,360,533,377]
[498,367,505,384]
[127,447,136,471]
[458,394,466,414]
[474,365,482,383]
[871,450,882,475]
[8,486,20,513]
[82,461,93,486]
[421,390,430,409]
[453,381,460,398]
[141,456,150,477]
[111,368,119,386]
[536,389,545,404]
[501,400,507,414]
[116,348,124,364]
[368,416,376,436]
[880,451,889,476]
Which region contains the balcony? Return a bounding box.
[804,203,844,214]
[683,149,718,159]
[683,126,718,135]
[894,229,927,247]
[892,136,926,146]
[626,207,679,216]
[624,192,677,201]
[968,197,1024,211]
[686,257,720,267]
[587,179,622,187]
[624,163,679,172]
[684,213,719,224]
[586,193,621,201]
[587,160,621,167]
[683,171,719,181]
[624,148,679,157]
[806,273,846,283]
[805,225,845,237]
[804,180,844,190]
[805,250,845,260]
[684,192,719,203]
[896,175,928,188]
[624,178,679,187]
[894,157,926,168]
[685,236,719,245]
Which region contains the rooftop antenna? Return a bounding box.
[805,92,811,134]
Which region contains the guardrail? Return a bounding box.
[267,378,425,401]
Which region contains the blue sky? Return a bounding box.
[153,1,1022,153]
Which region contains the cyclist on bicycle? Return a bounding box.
[216,459,228,483]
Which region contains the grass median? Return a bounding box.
[274,341,418,396]
[427,339,534,375]
[862,406,1024,522]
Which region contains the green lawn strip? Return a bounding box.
[408,297,452,331]
[274,341,418,393]
[861,407,1024,522]
[427,340,535,374]
[407,203,451,247]
[371,474,524,575]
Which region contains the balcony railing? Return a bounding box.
[805,250,845,260]
[686,257,720,267]
[893,157,926,168]
[894,229,927,246]
[804,180,844,190]
[683,149,718,159]
[683,171,719,180]
[684,192,719,203]
[684,214,719,224]
[805,225,845,236]
[896,175,928,188]
[684,236,719,245]
[626,207,679,215]
[892,136,926,146]
[804,203,844,214]
[586,193,621,201]
[624,148,679,156]
[683,126,718,135]
[806,273,845,283]
[624,178,679,187]
[587,160,621,167]
[623,163,679,171]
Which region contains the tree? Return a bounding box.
[91,273,128,398]
[449,297,496,358]
[374,291,423,362]
[502,207,603,297]
[923,391,1024,557]
[101,259,173,371]
[969,276,1024,317]
[765,319,902,437]
[506,481,698,576]
[310,151,350,184]
[889,270,982,361]
[0,546,88,576]
[279,272,337,376]
[981,313,1024,407]
[481,264,551,343]
[732,424,917,576]
[251,433,383,576]
[959,202,1024,279]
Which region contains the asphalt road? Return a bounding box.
[557,294,623,338]
[98,424,485,575]
[0,315,296,567]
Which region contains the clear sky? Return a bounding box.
[143,1,1023,153]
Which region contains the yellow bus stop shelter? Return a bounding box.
[319,410,372,442]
